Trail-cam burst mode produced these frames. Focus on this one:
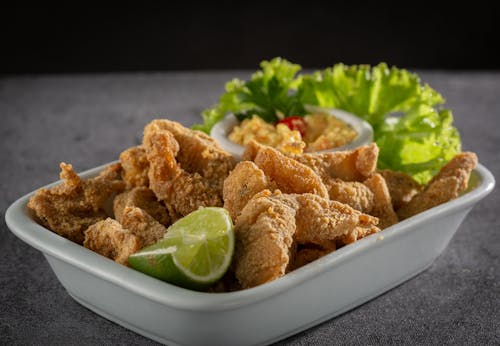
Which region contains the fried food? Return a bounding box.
[293,193,378,246]
[335,224,380,246]
[233,192,380,288]
[397,152,478,220]
[27,162,125,244]
[143,125,222,219]
[143,119,235,191]
[378,169,422,211]
[224,142,333,220]
[291,244,336,270]
[120,206,168,247]
[119,146,149,188]
[288,144,379,211]
[113,186,170,225]
[83,218,142,265]
[223,161,277,220]
[292,143,379,182]
[326,179,374,213]
[247,142,329,198]
[233,191,298,289]
[363,173,398,229]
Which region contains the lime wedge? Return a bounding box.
[128,207,234,290]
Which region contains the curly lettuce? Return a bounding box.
[192,58,305,133]
[194,58,462,184]
[298,63,460,183]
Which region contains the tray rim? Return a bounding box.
[5,161,495,312]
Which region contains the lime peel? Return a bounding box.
[128,207,234,291]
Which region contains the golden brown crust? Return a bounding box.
[327,179,374,213]
[223,161,276,221]
[363,173,398,229]
[83,218,142,265]
[291,244,336,270]
[27,163,125,244]
[253,146,329,198]
[143,119,235,191]
[233,192,379,288]
[113,186,170,226]
[120,206,168,247]
[292,143,379,182]
[119,146,150,188]
[234,193,298,289]
[397,152,478,220]
[378,169,422,211]
[143,126,222,219]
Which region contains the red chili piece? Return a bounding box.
[277,116,307,137]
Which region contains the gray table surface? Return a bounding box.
[1,71,499,345]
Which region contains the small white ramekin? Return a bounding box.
[210,106,373,160]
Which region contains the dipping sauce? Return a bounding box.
[228,113,357,154]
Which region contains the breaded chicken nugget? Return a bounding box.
[252,146,329,198]
[83,218,142,265]
[144,128,222,219]
[143,119,235,191]
[113,186,170,225]
[378,169,422,211]
[234,192,379,288]
[234,193,298,289]
[28,163,125,244]
[289,144,379,211]
[293,193,378,246]
[223,161,277,220]
[363,173,398,229]
[397,152,477,220]
[119,146,149,188]
[291,244,336,270]
[327,179,374,213]
[120,206,168,247]
[293,143,379,182]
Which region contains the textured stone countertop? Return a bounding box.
[1,71,499,345]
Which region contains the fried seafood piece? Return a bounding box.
[144,127,222,219]
[397,152,478,220]
[233,192,298,289]
[120,206,168,247]
[363,173,398,229]
[335,224,380,247]
[248,143,329,198]
[224,142,331,220]
[119,146,149,188]
[292,193,379,246]
[222,161,277,220]
[378,169,422,211]
[327,179,374,213]
[292,143,379,182]
[291,243,336,270]
[143,119,235,191]
[27,162,125,244]
[233,192,380,288]
[287,144,379,211]
[113,186,170,225]
[83,218,142,265]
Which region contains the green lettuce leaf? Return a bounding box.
[377,107,461,183]
[193,59,462,184]
[297,63,459,183]
[192,57,304,132]
[298,63,444,129]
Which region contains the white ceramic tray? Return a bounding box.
[5,162,495,346]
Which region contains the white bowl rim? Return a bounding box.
[5,162,495,312]
[210,106,374,160]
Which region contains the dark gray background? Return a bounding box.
[2,3,499,74]
[1,71,499,345]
